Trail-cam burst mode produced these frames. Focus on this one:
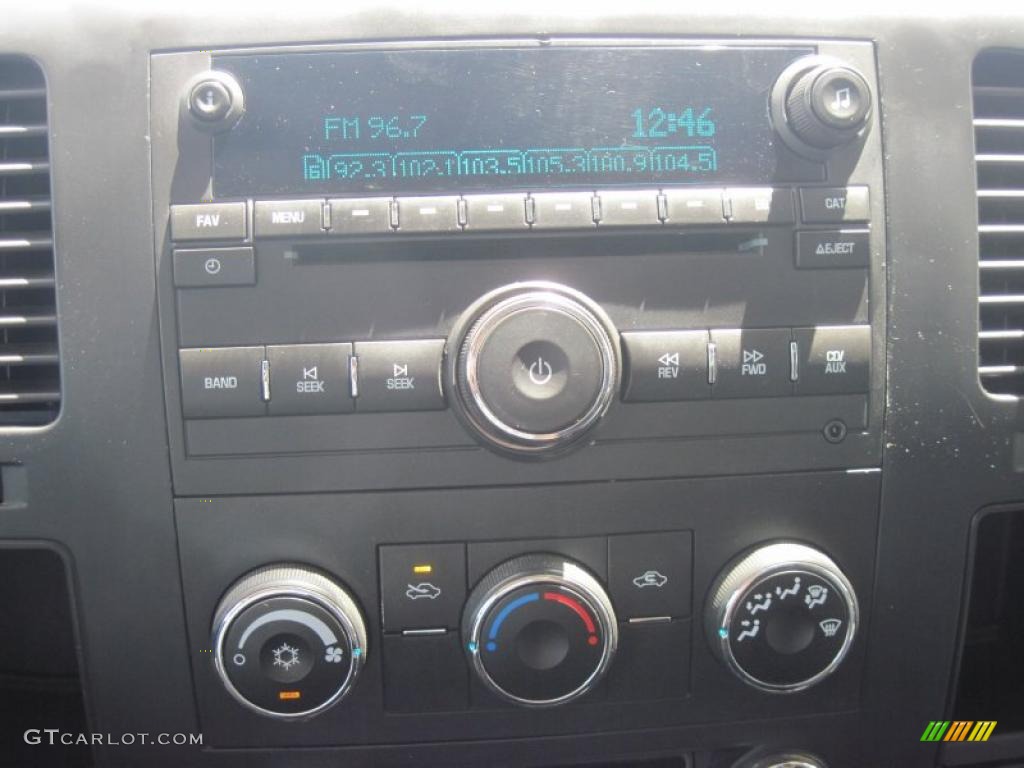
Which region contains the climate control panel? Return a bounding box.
[207,538,859,720]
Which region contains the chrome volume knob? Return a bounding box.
[448,282,620,458]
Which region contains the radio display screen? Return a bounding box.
[212,45,814,197]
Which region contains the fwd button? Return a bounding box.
[710,329,793,398]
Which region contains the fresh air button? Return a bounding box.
[796,229,870,269]
[354,339,446,412]
[463,194,528,231]
[328,197,393,235]
[267,343,353,416]
[794,325,871,395]
[800,186,870,223]
[529,192,597,229]
[379,543,467,632]
[170,202,246,241]
[663,188,725,225]
[725,187,795,225]
[608,531,693,620]
[710,328,793,398]
[396,196,461,233]
[596,190,661,227]
[621,330,709,402]
[179,346,265,419]
[253,199,324,237]
[173,247,255,288]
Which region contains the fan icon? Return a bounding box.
[324,646,344,664]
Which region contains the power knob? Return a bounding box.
[212,565,367,720]
[706,542,858,693]
[463,554,618,707]
[771,56,872,156]
[447,282,620,458]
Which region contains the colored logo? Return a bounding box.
[921,721,997,742]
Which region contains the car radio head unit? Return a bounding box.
[152,37,884,489]
[211,45,825,197]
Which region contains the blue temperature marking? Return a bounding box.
[486,641,497,652]
[488,592,539,641]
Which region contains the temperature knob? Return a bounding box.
[212,565,367,720]
[706,542,857,693]
[448,282,620,458]
[463,555,618,707]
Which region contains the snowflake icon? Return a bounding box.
[324,646,344,664]
[271,642,301,671]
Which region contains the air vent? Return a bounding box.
[974,51,1024,397]
[0,57,59,424]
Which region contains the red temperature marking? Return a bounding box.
[543,591,597,635]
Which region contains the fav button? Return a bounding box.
[170,202,247,241]
[608,531,693,620]
[267,343,353,415]
[379,543,467,632]
[621,330,710,402]
[710,328,793,398]
[354,339,446,412]
[179,346,266,419]
[794,325,871,395]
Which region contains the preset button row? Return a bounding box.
[622,325,871,402]
[168,186,870,240]
[178,339,445,420]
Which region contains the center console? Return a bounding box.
[150,37,884,766]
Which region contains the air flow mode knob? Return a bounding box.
[706,542,858,692]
